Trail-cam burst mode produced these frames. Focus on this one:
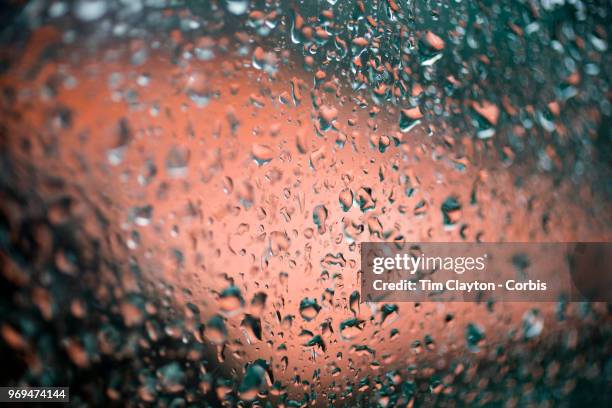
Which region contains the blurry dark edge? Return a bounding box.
[0,81,224,407]
[0,2,261,405]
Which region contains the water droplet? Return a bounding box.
[303,334,326,352]
[441,196,461,227]
[357,187,376,212]
[299,298,321,321]
[205,315,228,345]
[523,309,544,339]
[339,318,365,340]
[239,362,269,401]
[380,304,399,325]
[157,362,185,393]
[465,323,485,352]
[219,285,245,315]
[138,160,157,186]
[74,0,107,21]
[130,205,153,227]
[165,146,190,178]
[252,144,274,165]
[313,205,328,234]
[241,315,262,342]
[349,291,360,315]
[339,188,353,211]
[318,105,338,131]
[225,0,249,16]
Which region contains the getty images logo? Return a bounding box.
[372,253,487,275]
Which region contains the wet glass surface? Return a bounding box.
[0,1,611,406]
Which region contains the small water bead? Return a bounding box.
[523,309,544,339]
[205,315,228,345]
[252,144,274,165]
[165,146,190,178]
[299,298,322,321]
[313,204,328,234]
[219,286,245,315]
[465,323,485,352]
[339,188,354,211]
[74,0,107,21]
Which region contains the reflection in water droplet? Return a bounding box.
[74,0,107,21]
[339,318,365,340]
[523,309,544,339]
[299,298,321,321]
[252,143,274,165]
[399,107,423,133]
[219,286,245,315]
[165,146,190,178]
[205,315,228,345]
[304,334,326,353]
[225,0,249,16]
[130,205,153,227]
[313,204,328,234]
[339,188,353,211]
[441,196,461,228]
[157,362,185,393]
[239,362,268,401]
[465,323,485,352]
[380,304,399,325]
